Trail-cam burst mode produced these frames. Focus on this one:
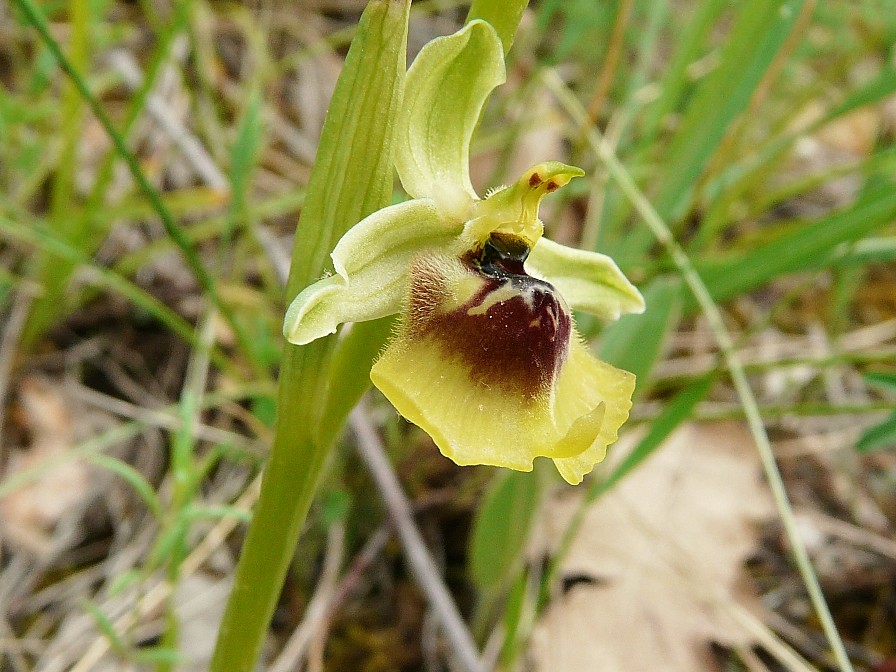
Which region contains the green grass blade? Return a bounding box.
[183,505,252,524]
[598,276,682,396]
[0,214,217,363]
[593,372,715,500]
[227,87,264,259]
[857,372,896,453]
[699,62,896,237]
[856,413,896,453]
[864,372,896,391]
[652,0,806,224]
[499,570,530,668]
[822,63,896,123]
[12,0,257,367]
[24,0,90,345]
[132,647,187,666]
[25,1,191,345]
[86,453,164,519]
[48,0,89,228]
[469,470,542,589]
[83,601,125,654]
[638,0,727,144]
[695,182,896,306]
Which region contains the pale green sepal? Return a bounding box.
[395,20,506,214]
[527,237,646,321]
[284,198,458,345]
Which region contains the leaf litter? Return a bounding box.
[530,422,775,672]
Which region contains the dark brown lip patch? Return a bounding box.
[408,238,572,400]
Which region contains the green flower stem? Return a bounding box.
[209,343,330,672]
[544,68,855,672]
[466,0,530,53]
[210,2,411,670]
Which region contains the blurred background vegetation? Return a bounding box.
[0,0,895,670]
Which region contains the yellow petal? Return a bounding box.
[369,251,635,483]
[465,162,585,248]
[551,338,636,485]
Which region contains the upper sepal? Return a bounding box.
[395,20,506,216]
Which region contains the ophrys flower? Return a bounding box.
[284,20,644,484]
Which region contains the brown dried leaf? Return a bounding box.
[530,422,774,672]
[0,377,92,554]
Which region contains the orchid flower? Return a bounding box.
[284,20,645,485]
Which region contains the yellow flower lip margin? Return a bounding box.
[283,20,645,484]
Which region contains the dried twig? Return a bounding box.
[0,285,37,458]
[349,402,485,672]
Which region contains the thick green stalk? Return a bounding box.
[209,2,411,670]
[466,0,530,54]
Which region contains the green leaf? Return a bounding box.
[699,65,896,239]
[638,0,728,143]
[228,87,264,242]
[500,567,534,667]
[83,601,125,653]
[133,646,187,665]
[469,470,542,589]
[822,64,896,124]
[857,413,896,453]
[598,276,682,396]
[149,519,189,570]
[831,237,896,268]
[864,371,896,392]
[212,3,413,671]
[183,505,252,524]
[14,0,249,358]
[857,371,896,453]
[107,569,142,597]
[395,20,505,207]
[0,213,219,369]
